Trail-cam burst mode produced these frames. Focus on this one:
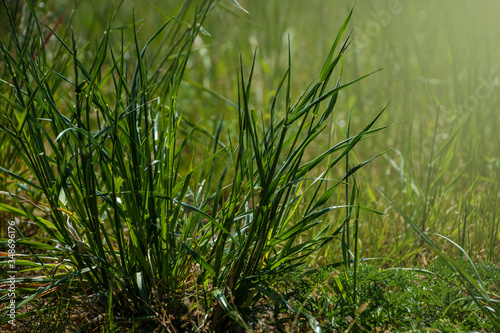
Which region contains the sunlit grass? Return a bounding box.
[1,0,499,331]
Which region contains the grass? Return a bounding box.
[275,259,500,332]
[0,0,499,332]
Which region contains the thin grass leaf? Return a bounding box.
[213,288,252,331]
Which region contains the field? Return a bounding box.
[1,0,499,331]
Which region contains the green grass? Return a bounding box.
[275,259,500,332]
[0,0,499,332]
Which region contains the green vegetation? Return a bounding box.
[1,0,499,332]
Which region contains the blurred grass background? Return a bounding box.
[185,0,498,265]
[3,0,499,265]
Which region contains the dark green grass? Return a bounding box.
[0,1,389,331]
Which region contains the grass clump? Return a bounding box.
[0,1,388,331]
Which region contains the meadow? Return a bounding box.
[1,0,499,331]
